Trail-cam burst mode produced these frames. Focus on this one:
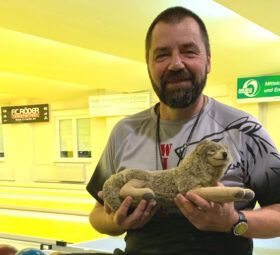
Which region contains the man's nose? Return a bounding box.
[168,52,184,71]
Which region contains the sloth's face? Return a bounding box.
[196,140,231,167]
[205,143,230,167]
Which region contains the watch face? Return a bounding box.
[234,222,248,235]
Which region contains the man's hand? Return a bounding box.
[174,183,238,233]
[99,191,159,231]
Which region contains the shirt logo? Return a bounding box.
[161,143,172,169]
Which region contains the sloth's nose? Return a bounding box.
[223,152,228,159]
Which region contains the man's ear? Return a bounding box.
[206,54,211,74]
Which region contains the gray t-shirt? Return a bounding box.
[87,96,280,255]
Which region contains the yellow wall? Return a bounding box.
[266,102,280,150]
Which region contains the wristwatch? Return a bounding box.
[231,211,248,236]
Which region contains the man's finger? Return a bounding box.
[141,201,157,219]
[186,192,211,210]
[97,191,103,200]
[216,182,224,187]
[174,194,191,211]
[174,195,195,216]
[133,200,147,216]
[116,196,133,225]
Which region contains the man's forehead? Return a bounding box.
[150,17,202,47]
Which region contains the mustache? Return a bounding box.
[161,70,194,84]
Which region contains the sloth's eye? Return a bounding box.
[207,150,216,156]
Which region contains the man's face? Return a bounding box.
[147,17,211,108]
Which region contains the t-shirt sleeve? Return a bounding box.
[246,125,280,206]
[86,132,116,205]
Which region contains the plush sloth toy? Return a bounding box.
[102,140,255,211]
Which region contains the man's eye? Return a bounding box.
[155,54,168,60]
[183,51,196,55]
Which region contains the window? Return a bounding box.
[59,119,73,158]
[77,118,91,158]
[57,117,91,161]
[0,124,4,158]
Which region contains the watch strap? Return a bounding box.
[236,211,247,223]
[231,211,248,235]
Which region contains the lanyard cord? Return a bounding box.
[156,96,205,169]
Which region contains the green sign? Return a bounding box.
[237,75,280,103]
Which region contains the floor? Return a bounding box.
[0,182,279,254]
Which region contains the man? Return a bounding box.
[87,6,280,255]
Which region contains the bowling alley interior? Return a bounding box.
[0,1,279,255]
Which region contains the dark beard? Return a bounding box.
[150,68,207,108]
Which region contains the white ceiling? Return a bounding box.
[0,0,279,105]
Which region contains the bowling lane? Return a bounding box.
[0,209,106,243]
[0,209,89,222]
[0,183,106,243]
